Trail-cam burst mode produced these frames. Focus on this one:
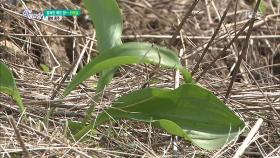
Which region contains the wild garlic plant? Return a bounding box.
[61,0,245,150]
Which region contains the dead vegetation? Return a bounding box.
[0,0,280,157]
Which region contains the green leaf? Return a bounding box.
[68,120,85,136]
[181,68,193,84]
[77,84,244,150]
[259,0,266,14]
[67,120,97,141]
[0,62,25,113]
[40,64,50,72]
[83,0,122,51]
[96,68,117,93]
[156,119,190,140]
[63,42,191,97]
[83,0,123,92]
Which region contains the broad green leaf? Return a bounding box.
[0,62,25,113]
[83,0,123,92]
[74,84,244,150]
[63,42,191,97]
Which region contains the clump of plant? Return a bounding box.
[61,0,245,150]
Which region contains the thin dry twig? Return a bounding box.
[234,118,263,158]
[195,20,251,82]
[169,0,200,47]
[191,0,232,75]
[225,0,262,99]
[8,115,31,158]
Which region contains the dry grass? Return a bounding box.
[0,0,280,157]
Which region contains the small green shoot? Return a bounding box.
[259,0,267,14]
[40,64,50,72]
